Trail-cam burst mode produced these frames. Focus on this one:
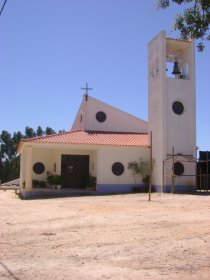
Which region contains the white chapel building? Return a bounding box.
[18,31,197,198]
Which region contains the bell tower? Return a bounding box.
[148,31,196,192]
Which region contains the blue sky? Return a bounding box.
[0,0,209,151]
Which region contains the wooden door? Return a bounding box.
[61,155,89,188]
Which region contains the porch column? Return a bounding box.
[20,153,24,190]
[25,147,33,190]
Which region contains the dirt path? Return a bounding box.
[0,191,210,280]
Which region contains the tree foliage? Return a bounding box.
[0,126,62,184]
[45,127,56,135]
[158,0,210,51]
[128,158,153,184]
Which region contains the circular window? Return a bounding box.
[172,101,184,115]
[96,111,106,122]
[112,162,124,176]
[33,162,45,174]
[173,162,184,176]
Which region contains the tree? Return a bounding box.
[128,158,155,192]
[0,126,59,183]
[0,130,12,160]
[36,126,44,137]
[25,126,36,138]
[128,158,151,183]
[158,0,210,51]
[0,130,23,183]
[127,160,140,184]
[45,127,56,135]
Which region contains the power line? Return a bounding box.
[0,0,8,16]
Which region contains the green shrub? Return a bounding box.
[32,179,46,188]
[86,174,97,190]
[47,175,63,185]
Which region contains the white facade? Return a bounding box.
[148,31,196,191]
[72,95,148,133]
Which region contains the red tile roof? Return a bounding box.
[19,130,149,148]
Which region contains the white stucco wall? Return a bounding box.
[32,148,54,180]
[148,31,196,189]
[166,78,196,155]
[97,146,149,185]
[148,31,167,186]
[72,95,148,133]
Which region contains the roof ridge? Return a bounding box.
[20,129,149,143]
[83,130,148,135]
[20,129,76,142]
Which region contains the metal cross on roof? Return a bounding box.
[81,83,93,95]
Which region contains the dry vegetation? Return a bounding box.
[0,191,210,280]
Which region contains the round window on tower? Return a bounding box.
[173,162,184,176]
[172,101,184,115]
[96,111,106,123]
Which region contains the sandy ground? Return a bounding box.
[0,191,210,280]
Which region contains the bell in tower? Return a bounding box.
[172,58,181,75]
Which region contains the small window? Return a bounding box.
[33,162,45,174]
[173,162,184,176]
[96,111,106,123]
[172,101,184,115]
[112,162,124,176]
